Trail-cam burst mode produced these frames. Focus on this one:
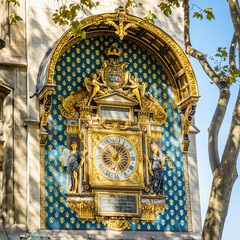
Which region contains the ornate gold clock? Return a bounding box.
[62,43,168,230]
[88,129,144,187]
[95,136,137,180]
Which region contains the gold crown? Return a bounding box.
[104,43,122,58]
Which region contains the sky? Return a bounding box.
[189,0,240,239]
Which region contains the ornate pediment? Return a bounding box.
[94,92,139,106]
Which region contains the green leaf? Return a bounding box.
[9,13,23,25]
[59,5,67,11]
[15,15,23,21]
[137,0,143,6]
[214,66,219,72]
[71,20,80,30]
[143,10,157,24]
[193,12,203,20]
[157,1,181,17]
[125,0,138,9]
[204,8,215,20]
[158,3,172,17]
[8,0,20,7]
[215,47,228,58]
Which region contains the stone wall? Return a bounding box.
[0,1,201,239]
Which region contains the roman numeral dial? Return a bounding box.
[94,136,137,180]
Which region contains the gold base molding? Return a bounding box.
[96,216,134,231]
[66,193,166,230]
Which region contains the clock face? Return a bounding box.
[94,136,137,180]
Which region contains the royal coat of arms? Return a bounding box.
[101,43,128,90]
[105,65,123,89]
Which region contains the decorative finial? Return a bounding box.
[104,7,137,41]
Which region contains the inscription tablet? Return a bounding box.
[100,106,130,120]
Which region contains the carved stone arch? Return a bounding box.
[39,12,199,104]
[37,9,199,150]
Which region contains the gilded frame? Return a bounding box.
[88,128,144,187]
[94,190,141,217]
[98,104,133,121]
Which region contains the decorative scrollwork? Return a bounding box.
[96,216,132,231]
[142,96,167,125]
[181,104,196,140]
[98,120,132,131]
[59,90,89,118]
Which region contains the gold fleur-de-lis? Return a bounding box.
[105,20,137,40]
[104,8,137,40]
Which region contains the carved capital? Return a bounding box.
[141,203,166,222]
[41,92,53,127]
[67,201,94,220]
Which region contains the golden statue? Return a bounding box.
[67,142,84,193]
[149,145,164,196]
[84,72,106,106]
[124,77,146,109]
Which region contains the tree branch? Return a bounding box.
[229,33,238,70]
[204,87,240,239]
[228,0,240,40]
[228,0,240,68]
[208,87,230,173]
[221,86,240,172]
[183,0,231,173]
[183,0,222,88]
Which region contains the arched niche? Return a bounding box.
[37,9,199,231]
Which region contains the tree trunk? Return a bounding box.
[202,87,240,239]
[202,163,238,240]
[182,1,240,238]
[208,87,230,173]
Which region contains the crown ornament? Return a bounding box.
[104,43,122,58]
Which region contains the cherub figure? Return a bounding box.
[124,76,146,109]
[84,72,106,106]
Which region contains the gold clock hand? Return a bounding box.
[115,138,121,161]
[116,137,121,154]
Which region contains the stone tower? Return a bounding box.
[0,1,201,239]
